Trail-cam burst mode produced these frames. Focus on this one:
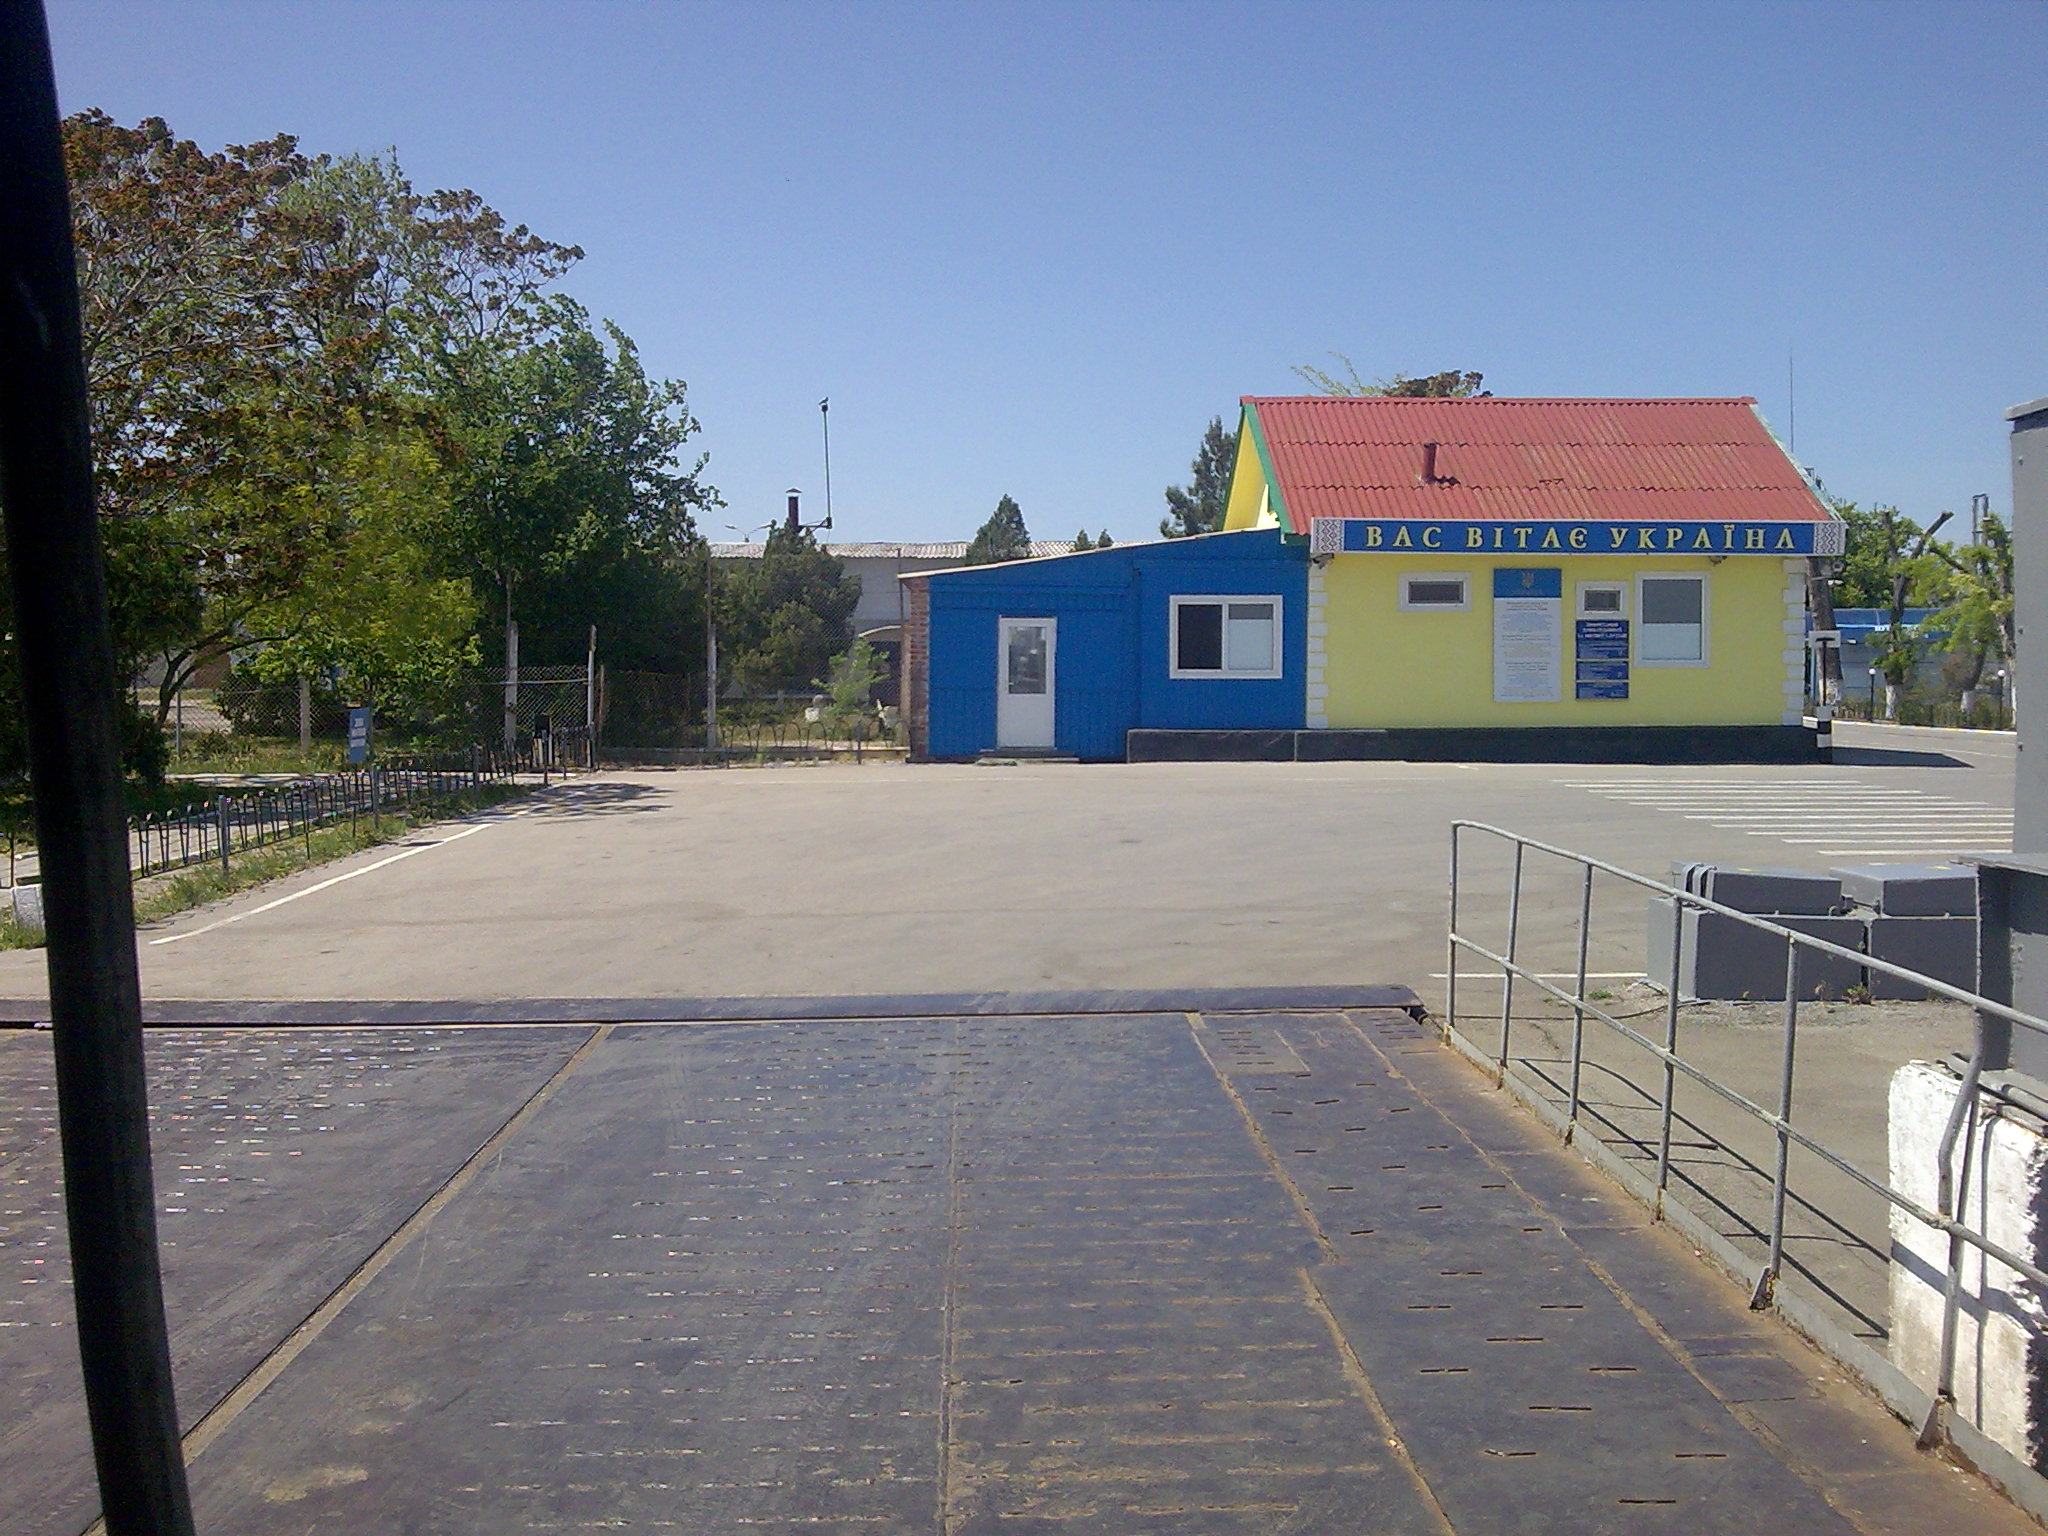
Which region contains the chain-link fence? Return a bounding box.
[149,665,902,769]
[1831,686,2016,731]
[600,671,903,760]
[150,667,600,764]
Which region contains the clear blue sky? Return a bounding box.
[49,0,2047,545]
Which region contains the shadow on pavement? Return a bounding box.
[509,781,669,818]
[1831,745,1972,768]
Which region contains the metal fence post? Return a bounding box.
[1920,1038,1988,1449]
[1496,839,1525,1082]
[1756,935,1802,1307]
[216,795,230,876]
[1445,823,1461,1039]
[1566,859,1595,1139]
[1654,892,1686,1204]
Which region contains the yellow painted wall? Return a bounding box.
[1318,554,1799,728]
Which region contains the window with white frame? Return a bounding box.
[1170,595,1282,678]
[1638,574,1707,663]
[1577,582,1627,618]
[1399,573,1469,611]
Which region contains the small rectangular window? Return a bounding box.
[1170,595,1283,678]
[1400,574,1469,611]
[1639,575,1706,663]
[1578,583,1626,616]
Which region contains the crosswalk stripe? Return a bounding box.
[1563,775,2012,855]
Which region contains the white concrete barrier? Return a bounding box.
[1890,1059,2048,1470]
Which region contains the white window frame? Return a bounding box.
[1576,581,1628,619]
[1168,594,1284,680]
[1636,573,1709,667]
[1398,572,1471,612]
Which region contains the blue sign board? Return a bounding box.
[1575,619,1630,659]
[1332,519,1826,556]
[1574,617,1630,700]
[346,706,372,765]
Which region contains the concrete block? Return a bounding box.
[1832,862,1976,917]
[1890,1061,2048,1473]
[5,885,41,934]
[1647,897,1680,989]
[1689,910,1863,1000]
[1647,900,1863,1000]
[1866,915,1976,1000]
[1699,865,1842,916]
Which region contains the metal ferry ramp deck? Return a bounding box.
[1,989,2031,1535]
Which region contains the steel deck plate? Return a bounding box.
[1,1002,2030,1534]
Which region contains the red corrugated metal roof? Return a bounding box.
[1246,397,1833,533]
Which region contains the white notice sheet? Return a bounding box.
[1493,594,1562,703]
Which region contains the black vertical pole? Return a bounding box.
[0,5,196,1533]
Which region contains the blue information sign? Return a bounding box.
[1575,618,1630,659]
[1573,617,1630,699]
[346,706,372,765]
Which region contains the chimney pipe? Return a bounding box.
[1421,442,1439,484]
[786,488,801,535]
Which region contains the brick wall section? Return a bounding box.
[901,575,930,760]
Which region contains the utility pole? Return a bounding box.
[503,613,520,756]
[584,624,598,766]
[704,544,719,751]
[0,4,196,1528]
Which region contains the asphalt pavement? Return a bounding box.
[0,720,2010,1007]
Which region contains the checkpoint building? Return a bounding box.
[903,396,1842,762]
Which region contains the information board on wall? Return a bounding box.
[1492,568,1562,703]
[1575,618,1631,700]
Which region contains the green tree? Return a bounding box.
[231,424,478,723]
[1096,529,1114,548]
[1071,529,1094,552]
[715,527,860,693]
[1828,501,1953,703]
[436,300,716,672]
[819,639,886,734]
[965,494,1030,564]
[1160,416,1238,538]
[1924,512,2016,698]
[54,115,595,745]
[1290,354,1490,398]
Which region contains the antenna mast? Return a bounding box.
[820,398,833,531]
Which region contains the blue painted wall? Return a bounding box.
[922,529,1307,759]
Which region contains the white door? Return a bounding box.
[996,617,1056,749]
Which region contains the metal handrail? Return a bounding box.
[1446,818,2047,1463]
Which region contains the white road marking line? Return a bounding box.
[149,820,504,945]
[1566,777,2015,853]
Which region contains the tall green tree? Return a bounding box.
[965,494,1031,564]
[55,115,596,733]
[714,528,861,692]
[1160,416,1238,538]
[1290,355,1491,398]
[436,300,716,672]
[1924,512,2016,697]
